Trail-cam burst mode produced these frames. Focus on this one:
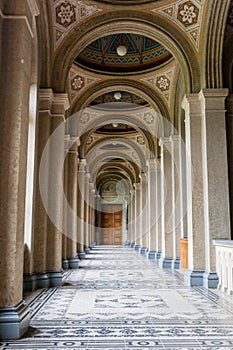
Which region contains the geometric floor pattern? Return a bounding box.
[1,245,233,349]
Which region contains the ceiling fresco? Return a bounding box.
[75,33,172,74]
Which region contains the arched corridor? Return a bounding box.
[1,0,233,346]
[2,245,233,349]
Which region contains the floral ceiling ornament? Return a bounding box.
[152,0,203,50]
[56,2,76,27]
[141,65,176,107]
[157,76,170,91]
[52,0,102,49]
[178,1,199,27]
[136,135,145,145]
[68,65,101,103]
[71,76,84,90]
[143,113,154,124]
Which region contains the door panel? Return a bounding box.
[101,205,122,245]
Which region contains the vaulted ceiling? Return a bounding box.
[42,0,231,197]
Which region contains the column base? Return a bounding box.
[78,251,86,260]
[90,242,96,249]
[172,258,180,269]
[130,242,135,248]
[159,257,173,268]
[62,259,69,270]
[69,257,79,269]
[147,251,157,259]
[35,273,50,289]
[184,269,205,286]
[134,245,141,252]
[48,270,63,287]
[139,247,148,255]
[0,301,30,339]
[203,271,219,288]
[23,274,36,292]
[84,247,91,254]
[155,251,162,260]
[123,241,131,246]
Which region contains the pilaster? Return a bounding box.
[77,158,86,259]
[134,182,141,250]
[159,137,174,268]
[66,137,80,269]
[46,93,69,285]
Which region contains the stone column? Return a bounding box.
[46,93,69,286]
[84,173,91,254]
[66,137,79,268]
[182,90,231,287]
[89,185,96,247]
[96,195,102,245]
[130,189,136,247]
[33,90,52,287]
[147,159,157,259]
[140,173,148,254]
[201,89,231,287]
[182,94,206,285]
[170,135,181,269]
[77,159,86,259]
[134,182,141,251]
[61,135,69,270]
[0,0,39,339]
[159,137,174,268]
[226,94,233,239]
[155,159,162,259]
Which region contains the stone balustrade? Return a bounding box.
[213,240,233,295]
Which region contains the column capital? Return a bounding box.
[139,172,147,182]
[200,88,229,110]
[39,88,54,110]
[181,93,203,115]
[51,93,70,115]
[78,158,87,172]
[134,182,141,190]
[159,137,172,152]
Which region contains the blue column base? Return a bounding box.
[203,271,219,289]
[139,247,148,255]
[78,251,86,260]
[184,269,205,286]
[35,273,50,289]
[69,257,79,269]
[130,242,135,248]
[62,259,69,270]
[172,258,180,269]
[90,242,96,249]
[155,251,162,260]
[0,301,30,339]
[123,241,130,246]
[23,274,36,292]
[84,247,91,254]
[48,270,62,287]
[134,245,141,252]
[159,257,173,268]
[147,251,157,259]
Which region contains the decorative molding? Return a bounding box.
[151,0,204,50]
[68,65,101,102]
[51,0,102,49]
[141,64,176,107]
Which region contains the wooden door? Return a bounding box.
[101,205,122,245]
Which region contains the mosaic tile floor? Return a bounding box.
[1,245,233,349]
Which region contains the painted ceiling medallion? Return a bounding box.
[152,0,203,50]
[52,0,101,49]
[90,91,148,106]
[75,33,172,74]
[94,0,156,4]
